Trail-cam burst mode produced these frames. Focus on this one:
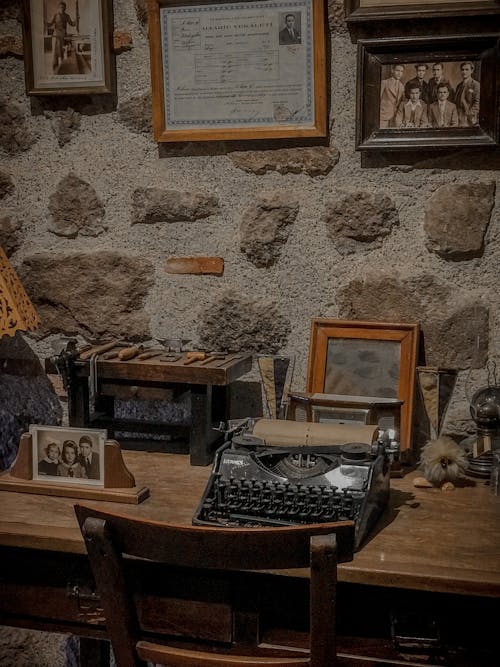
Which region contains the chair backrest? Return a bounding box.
[75,504,355,667]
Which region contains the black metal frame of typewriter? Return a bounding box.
[193,438,392,549]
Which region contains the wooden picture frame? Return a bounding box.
[146,0,327,142]
[22,0,114,95]
[345,1,500,22]
[306,319,419,456]
[356,34,499,151]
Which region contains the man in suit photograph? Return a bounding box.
[454,61,480,127]
[428,83,458,128]
[279,14,301,45]
[379,63,405,128]
[427,62,454,104]
[78,435,100,480]
[395,84,428,129]
[404,64,430,104]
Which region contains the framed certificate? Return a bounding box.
[147,0,327,141]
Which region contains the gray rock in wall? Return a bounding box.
[0,214,21,255]
[338,273,488,369]
[0,1,21,21]
[240,192,299,267]
[48,173,106,238]
[132,187,219,224]
[198,290,291,353]
[0,169,14,199]
[118,92,153,135]
[20,252,154,340]
[424,182,496,260]
[325,192,399,254]
[328,0,348,32]
[0,100,37,154]
[0,35,23,58]
[134,0,148,27]
[45,108,81,147]
[230,146,340,176]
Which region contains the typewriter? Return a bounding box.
[193,419,399,549]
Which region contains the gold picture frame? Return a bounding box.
[146,0,327,142]
[22,0,114,95]
[306,319,419,456]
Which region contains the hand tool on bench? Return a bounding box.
[159,354,182,363]
[137,350,164,361]
[183,351,207,365]
[79,341,119,361]
[212,353,244,367]
[198,353,227,366]
[118,345,144,361]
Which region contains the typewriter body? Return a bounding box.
[193,419,398,549]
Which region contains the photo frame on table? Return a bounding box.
[306,319,419,455]
[345,0,500,22]
[31,424,106,487]
[21,0,114,95]
[146,0,327,142]
[356,34,499,151]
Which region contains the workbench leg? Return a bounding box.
[69,377,90,428]
[79,637,110,667]
[189,384,212,466]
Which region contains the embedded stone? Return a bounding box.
[48,173,106,238]
[0,2,20,21]
[240,192,299,268]
[0,215,21,256]
[134,0,148,27]
[113,30,133,53]
[337,274,488,369]
[0,35,23,58]
[424,182,495,260]
[230,146,340,176]
[45,108,81,147]
[0,169,14,199]
[118,92,152,135]
[165,256,224,276]
[0,100,37,154]
[328,0,348,32]
[198,290,291,354]
[132,187,219,224]
[20,252,154,340]
[325,192,399,253]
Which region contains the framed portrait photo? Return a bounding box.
[345,1,500,22]
[31,425,107,486]
[356,34,499,151]
[22,0,114,95]
[147,0,327,142]
[306,319,419,455]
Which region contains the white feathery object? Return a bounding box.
[419,436,468,485]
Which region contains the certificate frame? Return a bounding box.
[356,34,499,151]
[147,0,327,142]
[345,1,500,23]
[22,0,114,96]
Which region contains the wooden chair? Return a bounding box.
[75,504,355,667]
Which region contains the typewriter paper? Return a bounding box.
[160,0,315,130]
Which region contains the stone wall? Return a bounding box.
[1,1,499,448]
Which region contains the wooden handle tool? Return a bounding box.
[199,353,226,366]
[79,341,119,360]
[137,350,163,361]
[183,351,207,365]
[102,348,125,360]
[118,346,143,361]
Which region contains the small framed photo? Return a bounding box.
[21,0,114,95]
[356,34,499,151]
[31,425,107,486]
[345,1,500,22]
[146,0,327,142]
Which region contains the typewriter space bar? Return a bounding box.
[228,513,297,527]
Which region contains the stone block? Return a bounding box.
[113,30,133,53]
[45,109,81,147]
[48,173,106,238]
[118,92,152,135]
[0,169,14,199]
[230,146,340,176]
[0,35,23,58]
[165,256,224,275]
[0,100,37,154]
[0,214,21,256]
[132,187,219,224]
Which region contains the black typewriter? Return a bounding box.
[193,426,398,549]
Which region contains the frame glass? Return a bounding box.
[306,319,419,454]
[356,34,499,151]
[146,0,327,141]
[22,0,114,95]
[31,424,107,486]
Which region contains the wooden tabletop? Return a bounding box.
[0,451,499,598]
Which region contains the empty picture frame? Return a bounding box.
[146,0,327,142]
[356,34,499,151]
[306,319,419,455]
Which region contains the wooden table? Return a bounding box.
[0,451,499,665]
[62,352,252,465]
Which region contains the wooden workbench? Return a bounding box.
[0,451,499,665]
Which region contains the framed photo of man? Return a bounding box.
[31,425,106,486]
[22,0,114,95]
[356,35,499,151]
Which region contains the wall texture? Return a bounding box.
[1,1,499,451]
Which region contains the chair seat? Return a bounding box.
[137,640,310,666]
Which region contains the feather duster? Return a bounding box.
[418,436,468,486]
